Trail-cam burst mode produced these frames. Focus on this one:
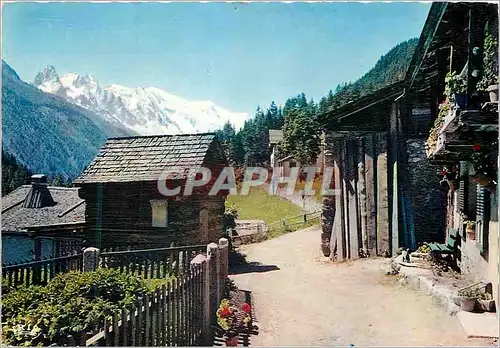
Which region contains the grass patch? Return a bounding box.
[227,187,320,239]
[227,187,304,225]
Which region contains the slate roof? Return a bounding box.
[73,133,217,184]
[2,186,86,232]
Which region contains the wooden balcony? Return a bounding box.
[426,104,498,164]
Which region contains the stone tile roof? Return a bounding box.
[2,186,85,231]
[73,133,217,184]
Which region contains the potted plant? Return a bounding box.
[469,144,497,189]
[216,299,252,346]
[477,31,499,102]
[440,165,459,189]
[477,291,496,312]
[427,99,451,155]
[457,288,478,312]
[445,71,467,108]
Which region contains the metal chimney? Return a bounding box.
[22,174,55,208]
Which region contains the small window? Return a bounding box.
[150,200,168,227]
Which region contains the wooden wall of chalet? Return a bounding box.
[322,132,394,260]
[78,141,228,249]
[79,182,225,249]
[321,99,449,259]
[321,100,403,260]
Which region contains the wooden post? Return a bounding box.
[332,139,345,261]
[82,247,100,272]
[207,243,219,343]
[357,137,368,255]
[347,139,359,259]
[321,139,335,257]
[341,140,351,259]
[365,134,377,257]
[376,133,390,256]
[390,102,400,257]
[218,238,229,300]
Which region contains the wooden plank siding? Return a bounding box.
[323,132,399,260]
[75,134,228,250]
[357,137,369,255]
[79,182,225,249]
[364,134,378,256]
[332,140,346,261]
[376,133,391,257]
[346,140,360,259]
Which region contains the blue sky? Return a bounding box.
[2,2,431,116]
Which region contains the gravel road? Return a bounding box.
[230,225,493,346]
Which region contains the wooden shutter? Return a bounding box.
[476,186,490,252]
[477,186,485,219]
[459,179,466,211]
[458,162,468,213]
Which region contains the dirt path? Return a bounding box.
[230,225,493,346]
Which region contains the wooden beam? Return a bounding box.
[332,141,345,261]
[342,141,351,259]
[357,137,368,255]
[408,3,449,90]
[376,133,390,256]
[364,134,377,257]
[347,140,359,259]
[390,102,400,257]
[321,140,335,257]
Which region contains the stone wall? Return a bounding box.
[404,139,447,244]
[488,221,499,313]
[459,236,490,280]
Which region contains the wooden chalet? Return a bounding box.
[317,82,424,259]
[2,174,85,264]
[73,133,228,249]
[406,2,499,307]
[318,2,498,310]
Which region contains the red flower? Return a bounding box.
[441,170,447,176]
[241,303,251,314]
[219,307,232,318]
[473,144,481,151]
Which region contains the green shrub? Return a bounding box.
[2,268,169,346]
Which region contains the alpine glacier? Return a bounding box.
[33,65,249,135]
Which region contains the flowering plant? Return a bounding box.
[216,299,252,338]
[444,71,467,98]
[426,99,451,154]
[441,164,458,181]
[469,143,497,181]
[477,31,499,91]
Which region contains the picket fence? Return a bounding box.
[2,240,229,347]
[83,262,207,347]
[2,253,83,288]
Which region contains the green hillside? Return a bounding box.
[216,37,419,167]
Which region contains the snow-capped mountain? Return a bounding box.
[33,66,249,135]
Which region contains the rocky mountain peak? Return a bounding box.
[33,65,60,86]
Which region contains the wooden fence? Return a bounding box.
[84,262,206,347]
[2,253,83,289]
[3,240,230,347]
[267,210,322,235]
[100,245,206,279]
